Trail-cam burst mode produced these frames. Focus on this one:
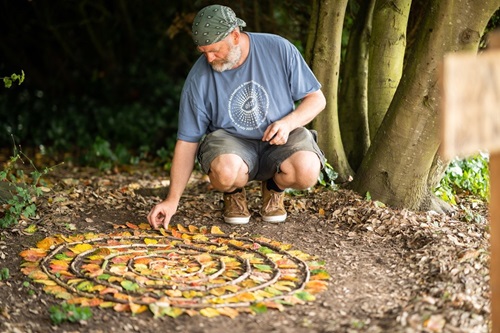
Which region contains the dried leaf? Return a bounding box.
[69,243,93,254]
[200,307,220,318]
[210,226,224,235]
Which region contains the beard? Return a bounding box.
[210,43,242,73]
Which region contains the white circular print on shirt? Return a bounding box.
[228,81,269,130]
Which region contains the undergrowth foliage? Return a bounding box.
[434,152,490,205]
[0,147,53,228]
[49,303,93,325]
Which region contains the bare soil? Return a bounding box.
[0,165,491,333]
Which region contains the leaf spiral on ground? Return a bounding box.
[19,223,330,318]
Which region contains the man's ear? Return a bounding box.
[231,29,240,44]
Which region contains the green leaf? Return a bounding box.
[120,280,139,291]
[250,303,268,314]
[257,246,273,254]
[294,291,316,301]
[0,268,9,280]
[253,264,273,272]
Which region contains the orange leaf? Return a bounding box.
[177,224,189,233]
[171,229,182,238]
[210,226,224,235]
[236,292,256,302]
[305,280,328,293]
[44,285,72,300]
[125,222,139,229]
[36,237,58,250]
[188,225,199,233]
[28,270,49,280]
[19,248,47,262]
[318,208,325,216]
[113,303,131,312]
[100,287,119,295]
[217,307,239,319]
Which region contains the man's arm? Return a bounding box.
[147,140,199,229]
[262,89,326,145]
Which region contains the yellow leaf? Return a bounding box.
[99,301,115,308]
[209,287,227,296]
[34,279,57,286]
[236,292,256,302]
[210,226,224,235]
[144,238,158,245]
[130,303,148,315]
[138,223,151,230]
[69,243,93,254]
[200,307,220,318]
[24,224,37,234]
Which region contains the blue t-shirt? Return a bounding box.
[177,32,322,142]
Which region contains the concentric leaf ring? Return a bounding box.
[20,223,330,317]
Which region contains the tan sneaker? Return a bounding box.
[260,181,287,223]
[223,189,251,224]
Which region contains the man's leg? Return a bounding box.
[197,130,258,224]
[258,128,325,223]
[273,150,321,190]
[208,154,249,192]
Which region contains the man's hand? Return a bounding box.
[147,200,178,230]
[262,120,293,145]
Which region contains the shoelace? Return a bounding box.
[227,192,247,212]
[264,191,283,211]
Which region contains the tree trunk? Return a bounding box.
[367,0,411,140]
[338,0,375,171]
[307,0,354,181]
[351,0,500,211]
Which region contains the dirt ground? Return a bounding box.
[0,165,492,333]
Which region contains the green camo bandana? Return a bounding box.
[192,5,246,46]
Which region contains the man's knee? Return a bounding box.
[210,154,248,188]
[280,151,321,188]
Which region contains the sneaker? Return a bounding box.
[260,181,287,223]
[222,189,251,224]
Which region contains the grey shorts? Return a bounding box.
[197,127,326,181]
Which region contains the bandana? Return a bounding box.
[192,5,247,46]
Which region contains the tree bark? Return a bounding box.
[367,0,411,140]
[308,0,354,181]
[351,0,500,210]
[338,0,375,171]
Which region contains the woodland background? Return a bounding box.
[0,0,313,167]
[1,0,500,208]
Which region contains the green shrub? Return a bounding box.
[0,148,53,228]
[49,303,93,325]
[435,152,490,205]
[318,161,338,189]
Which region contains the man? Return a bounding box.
[148,4,326,229]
